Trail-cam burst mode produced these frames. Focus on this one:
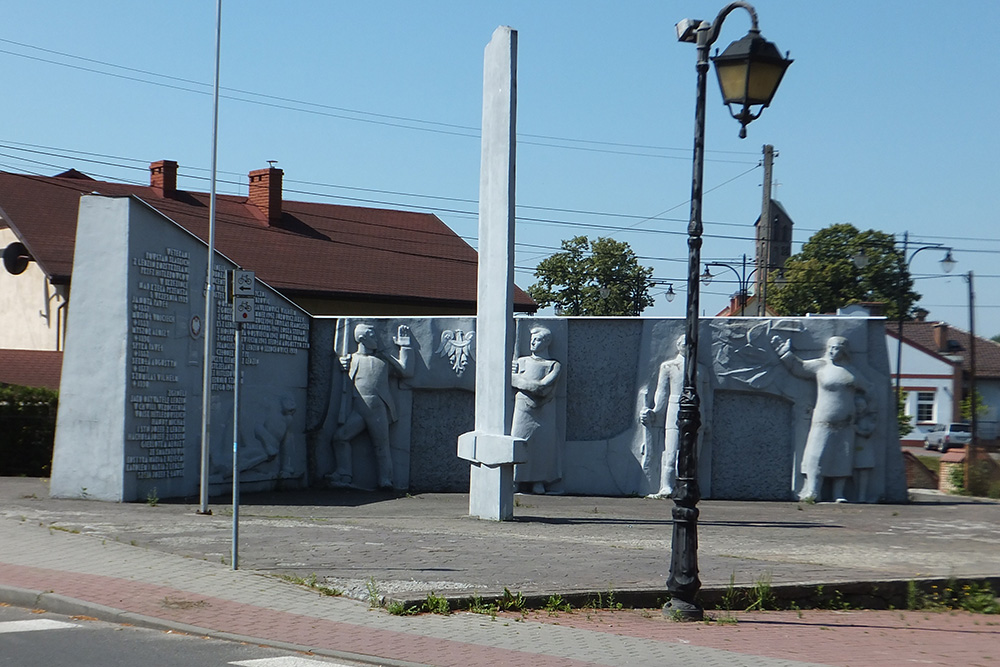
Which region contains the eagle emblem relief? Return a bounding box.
[435,329,476,376]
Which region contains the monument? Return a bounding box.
[456,26,526,521]
[50,195,309,501]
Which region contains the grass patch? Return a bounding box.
[276,573,343,597]
[915,455,940,472]
[387,600,420,616]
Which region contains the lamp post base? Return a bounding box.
[663,597,704,621]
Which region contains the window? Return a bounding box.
[916,392,935,423]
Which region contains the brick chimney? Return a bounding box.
[248,166,283,225]
[149,160,178,197]
[933,322,949,352]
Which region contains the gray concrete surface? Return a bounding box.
[2,477,997,607]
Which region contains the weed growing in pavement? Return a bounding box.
[721,572,740,612]
[810,584,854,610]
[387,600,420,616]
[424,592,450,615]
[543,594,572,615]
[50,525,80,534]
[366,577,381,608]
[584,589,624,611]
[276,573,343,597]
[468,595,499,620]
[709,613,738,625]
[146,488,159,507]
[500,587,526,613]
[745,572,776,611]
[908,579,1000,614]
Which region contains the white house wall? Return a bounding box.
[0,227,66,351]
[889,337,959,444]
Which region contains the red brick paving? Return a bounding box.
[0,563,589,667]
[526,607,1000,667]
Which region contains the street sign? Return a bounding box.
[229,270,255,323]
[233,295,255,323]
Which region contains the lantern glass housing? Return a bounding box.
[711,30,792,136]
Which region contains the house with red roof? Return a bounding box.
[890,315,1000,446]
[0,161,535,388]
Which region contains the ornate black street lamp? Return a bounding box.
[854,232,956,415]
[669,2,791,621]
[702,254,757,316]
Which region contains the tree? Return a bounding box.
[527,236,654,316]
[960,389,988,422]
[897,390,913,438]
[767,223,918,321]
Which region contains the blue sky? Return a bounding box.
[4,1,999,336]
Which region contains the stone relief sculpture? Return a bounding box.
[436,329,475,377]
[773,335,874,502]
[639,334,686,498]
[326,323,414,490]
[511,325,563,494]
[251,394,300,479]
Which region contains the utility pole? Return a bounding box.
[755,144,774,316]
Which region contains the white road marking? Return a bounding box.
[0,619,80,634]
[230,658,348,666]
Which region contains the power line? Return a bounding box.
[0,38,758,164]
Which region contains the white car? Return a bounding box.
[923,423,972,452]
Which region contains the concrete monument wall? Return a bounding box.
[50,197,904,504]
[303,314,905,503]
[51,195,309,501]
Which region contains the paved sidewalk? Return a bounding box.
[1,477,998,666]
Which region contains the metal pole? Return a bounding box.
[968,271,977,445]
[665,18,709,622]
[232,321,240,570]
[894,232,909,417]
[199,0,223,516]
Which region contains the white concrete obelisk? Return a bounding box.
[457,26,525,521]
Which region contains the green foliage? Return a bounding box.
[745,572,777,611]
[960,389,989,421]
[146,488,159,507]
[424,592,450,615]
[499,587,526,612]
[949,464,968,495]
[543,594,572,614]
[0,384,59,476]
[767,224,917,320]
[276,573,343,597]
[721,572,740,612]
[907,579,1000,614]
[387,600,420,616]
[897,390,914,438]
[366,577,381,608]
[584,589,624,611]
[967,460,998,498]
[468,595,500,619]
[528,236,654,316]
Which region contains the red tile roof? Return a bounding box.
[891,320,1000,379]
[0,349,62,391]
[0,169,535,312]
